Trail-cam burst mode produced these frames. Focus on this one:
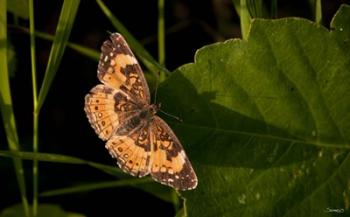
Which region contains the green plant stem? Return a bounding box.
[32,114,39,216]
[315,0,322,24]
[157,0,167,83]
[29,0,39,216]
[158,0,165,66]
[240,0,251,40]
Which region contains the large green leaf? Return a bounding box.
[157,4,350,217]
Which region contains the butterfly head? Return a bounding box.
[139,104,160,120]
[150,103,161,115]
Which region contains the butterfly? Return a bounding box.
[84,33,197,190]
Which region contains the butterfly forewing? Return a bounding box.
[84,32,198,190]
[84,84,140,141]
[97,33,150,104]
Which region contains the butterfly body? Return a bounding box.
[84,33,197,190]
[115,104,158,136]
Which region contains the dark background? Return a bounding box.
[0,0,348,216]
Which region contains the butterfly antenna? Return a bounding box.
[154,71,159,104]
[153,71,182,122]
[159,109,183,122]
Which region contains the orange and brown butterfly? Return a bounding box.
[84,33,197,190]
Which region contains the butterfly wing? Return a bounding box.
[85,33,153,175]
[85,33,197,190]
[150,116,198,190]
[105,124,151,177]
[84,84,141,140]
[85,33,150,140]
[97,33,150,105]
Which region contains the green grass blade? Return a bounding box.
[0,150,173,202]
[158,0,165,66]
[63,38,99,60]
[36,0,81,112]
[0,150,126,177]
[39,178,174,203]
[29,1,37,105]
[39,178,153,197]
[0,1,30,216]
[232,0,241,17]
[15,26,99,61]
[157,0,167,82]
[96,0,170,81]
[247,0,263,18]
[28,0,39,215]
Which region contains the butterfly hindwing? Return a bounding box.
[150,116,198,190]
[105,124,151,177]
[98,33,150,104]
